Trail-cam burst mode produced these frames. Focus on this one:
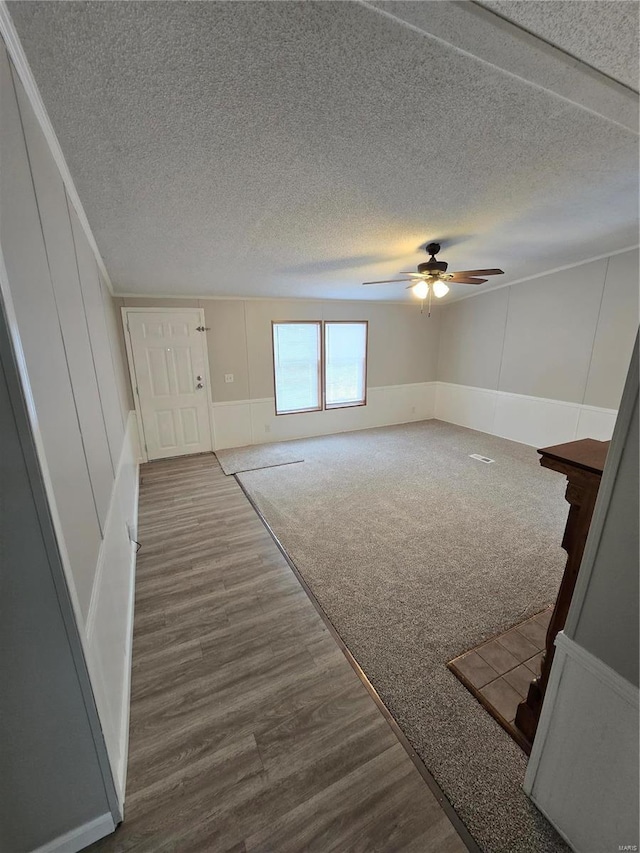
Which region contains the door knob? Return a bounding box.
[196,382,203,389]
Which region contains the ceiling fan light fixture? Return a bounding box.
[361,241,503,309]
[412,280,429,300]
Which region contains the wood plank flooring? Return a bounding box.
[90,453,467,853]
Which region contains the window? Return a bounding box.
[272,322,322,414]
[324,322,367,409]
[272,320,368,415]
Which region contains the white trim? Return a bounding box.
[578,401,620,415]
[121,308,148,462]
[30,813,115,853]
[112,246,639,307]
[84,413,137,642]
[118,291,425,306]
[210,382,435,410]
[120,306,207,313]
[83,412,140,805]
[443,245,639,305]
[121,307,215,461]
[0,3,115,296]
[358,1,638,131]
[117,432,139,802]
[437,381,613,412]
[213,396,272,408]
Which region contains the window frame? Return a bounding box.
[271,319,368,416]
[323,320,369,411]
[271,320,323,416]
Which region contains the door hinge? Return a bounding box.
[135,385,139,395]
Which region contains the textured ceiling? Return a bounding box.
[479,1,639,91]
[7,0,639,302]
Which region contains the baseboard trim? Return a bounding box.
[30,813,115,853]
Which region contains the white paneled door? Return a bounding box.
[124,310,213,459]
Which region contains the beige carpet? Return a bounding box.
[236,420,570,853]
[215,443,303,475]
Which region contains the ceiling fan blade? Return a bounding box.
[399,271,427,277]
[450,268,504,277]
[362,279,413,285]
[449,276,488,285]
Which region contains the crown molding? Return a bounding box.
[443,244,640,305]
[114,291,434,307]
[361,0,638,133]
[111,239,639,307]
[0,2,115,295]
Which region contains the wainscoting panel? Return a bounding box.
[211,382,436,450]
[212,383,617,452]
[433,382,496,434]
[211,400,253,450]
[435,383,617,449]
[575,405,618,441]
[493,392,580,448]
[84,412,140,802]
[524,632,639,852]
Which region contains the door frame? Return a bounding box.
[121,307,215,462]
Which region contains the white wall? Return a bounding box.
[0,41,138,806]
[120,296,441,449]
[525,340,639,850]
[435,251,638,448]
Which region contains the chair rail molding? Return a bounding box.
[211,381,437,450]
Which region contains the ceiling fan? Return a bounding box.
[363,242,504,313]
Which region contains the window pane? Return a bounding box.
[325,322,367,408]
[273,323,321,414]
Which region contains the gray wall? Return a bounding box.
[437,250,639,410]
[118,296,441,404]
[0,43,131,620]
[572,368,639,686]
[0,303,115,851]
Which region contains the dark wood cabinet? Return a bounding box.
[515,438,609,748]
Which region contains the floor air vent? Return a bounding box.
[469,454,494,464]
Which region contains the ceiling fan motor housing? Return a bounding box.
[418,259,448,275]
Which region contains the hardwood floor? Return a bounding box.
[90,453,467,853]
